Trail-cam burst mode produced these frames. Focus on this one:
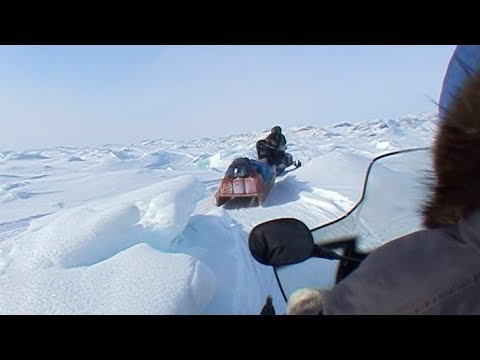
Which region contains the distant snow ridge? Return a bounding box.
[109,150,134,160]
[5,151,49,161]
[139,150,195,169]
[67,155,84,162]
[0,151,10,160]
[318,113,437,139]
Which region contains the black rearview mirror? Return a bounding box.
[249,218,314,266]
[249,218,362,267]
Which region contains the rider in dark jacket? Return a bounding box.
[257,126,290,167]
[265,126,287,152]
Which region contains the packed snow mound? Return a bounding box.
[0,175,214,314]
[0,243,216,314]
[67,155,84,162]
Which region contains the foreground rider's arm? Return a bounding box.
[285,212,480,315]
[320,214,480,315]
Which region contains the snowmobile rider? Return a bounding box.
[266,126,287,154]
[257,126,290,167]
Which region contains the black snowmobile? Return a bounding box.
[256,140,301,176]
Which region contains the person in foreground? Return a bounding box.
[287,45,480,315]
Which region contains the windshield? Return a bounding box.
[275,147,433,299]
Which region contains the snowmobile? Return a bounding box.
[248,147,431,314]
[214,157,276,207]
[214,142,301,207]
[256,139,301,176]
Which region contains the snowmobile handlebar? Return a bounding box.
[312,242,363,263]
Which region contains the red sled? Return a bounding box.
[214,158,276,207]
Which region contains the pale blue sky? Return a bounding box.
[0,45,455,150]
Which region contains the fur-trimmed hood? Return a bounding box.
[286,288,328,315]
[422,45,480,228]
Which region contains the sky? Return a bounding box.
[0,45,455,150]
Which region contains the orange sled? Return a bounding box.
[214,158,276,207]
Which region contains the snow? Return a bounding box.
[0,112,438,314]
[1,243,215,315]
